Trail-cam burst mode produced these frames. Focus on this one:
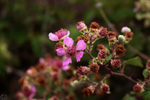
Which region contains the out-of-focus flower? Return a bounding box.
[56,37,86,66]
[48,29,70,41]
[22,85,36,99]
[49,96,59,100]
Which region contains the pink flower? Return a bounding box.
[56,37,86,66]
[22,85,36,99]
[48,29,70,41]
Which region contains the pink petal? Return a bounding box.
[76,51,84,62]
[63,57,72,66]
[48,32,59,41]
[66,31,70,37]
[56,48,66,56]
[63,37,74,47]
[62,65,70,71]
[76,40,86,50]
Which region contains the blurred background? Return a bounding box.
[0,0,150,99]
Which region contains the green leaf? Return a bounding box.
[143,86,150,100]
[124,57,143,67]
[143,69,150,78]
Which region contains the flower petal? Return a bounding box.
[62,65,70,71]
[56,48,66,56]
[66,31,70,37]
[76,40,86,50]
[48,32,59,41]
[76,51,84,62]
[63,37,74,47]
[63,57,72,66]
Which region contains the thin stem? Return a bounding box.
[98,74,111,85]
[84,50,94,59]
[128,44,150,60]
[112,72,137,83]
[121,63,126,73]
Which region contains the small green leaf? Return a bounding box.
[143,69,150,78]
[124,56,143,67]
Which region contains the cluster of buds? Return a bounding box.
[16,54,76,100]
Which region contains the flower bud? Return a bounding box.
[98,49,107,61]
[22,84,36,98]
[98,27,107,38]
[125,32,134,43]
[49,96,59,100]
[55,42,63,51]
[121,26,131,34]
[71,80,79,87]
[89,22,100,34]
[111,59,121,68]
[133,83,144,93]
[76,21,88,33]
[97,44,105,51]
[146,60,150,69]
[66,93,76,100]
[76,66,88,77]
[90,63,100,73]
[36,75,47,87]
[82,86,95,97]
[107,31,117,40]
[118,35,125,43]
[100,84,110,93]
[115,45,126,56]
[107,31,118,45]
[75,35,89,43]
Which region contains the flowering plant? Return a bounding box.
[17,21,150,100]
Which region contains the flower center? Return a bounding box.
[66,46,76,57]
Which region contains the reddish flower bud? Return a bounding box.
[75,35,89,43]
[98,27,108,38]
[107,31,117,40]
[115,45,126,56]
[90,63,100,73]
[76,21,88,33]
[49,96,59,100]
[133,84,144,93]
[97,44,105,51]
[125,32,134,41]
[90,22,100,34]
[146,60,150,69]
[100,84,110,93]
[82,86,95,97]
[55,42,63,51]
[98,49,107,60]
[22,85,36,98]
[76,66,88,77]
[111,59,121,68]
[36,75,47,87]
[67,93,76,100]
